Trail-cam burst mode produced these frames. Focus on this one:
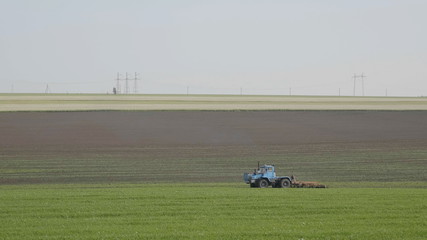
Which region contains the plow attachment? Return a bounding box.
[291,176,326,188]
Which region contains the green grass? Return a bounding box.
[0,183,426,240]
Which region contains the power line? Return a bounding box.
[45,84,50,94]
[134,72,139,94]
[125,72,129,94]
[114,72,140,94]
[361,73,366,96]
[352,73,367,96]
[116,72,122,94]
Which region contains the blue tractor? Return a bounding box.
[243,163,292,188]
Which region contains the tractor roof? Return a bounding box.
[261,164,274,168]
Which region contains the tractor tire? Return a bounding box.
[258,179,269,188]
[280,179,291,188]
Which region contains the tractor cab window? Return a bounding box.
[267,167,273,172]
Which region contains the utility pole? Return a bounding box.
[115,72,140,94]
[11,84,14,93]
[116,72,121,94]
[187,86,189,95]
[134,72,139,94]
[360,73,366,96]
[45,84,50,94]
[353,74,357,96]
[125,72,129,94]
[289,87,292,96]
[352,73,367,96]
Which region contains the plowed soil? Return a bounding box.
[1,111,426,184]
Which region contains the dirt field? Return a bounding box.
[1,111,426,184]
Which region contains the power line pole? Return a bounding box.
[116,72,121,94]
[115,72,140,94]
[352,73,367,96]
[134,72,139,94]
[125,72,129,94]
[360,73,366,96]
[353,74,357,96]
[45,84,50,94]
[187,86,189,95]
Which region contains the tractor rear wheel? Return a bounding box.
[258,179,269,188]
[280,179,291,188]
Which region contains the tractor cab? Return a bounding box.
[258,165,276,178]
[243,163,283,187]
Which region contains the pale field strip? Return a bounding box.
[2,94,427,102]
[0,94,426,111]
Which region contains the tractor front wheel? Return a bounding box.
[258,179,269,188]
[280,179,291,188]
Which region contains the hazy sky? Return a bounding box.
[1,0,426,96]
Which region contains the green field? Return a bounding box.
[1,94,426,239]
[2,142,426,239]
[1,93,427,111]
[1,184,426,240]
